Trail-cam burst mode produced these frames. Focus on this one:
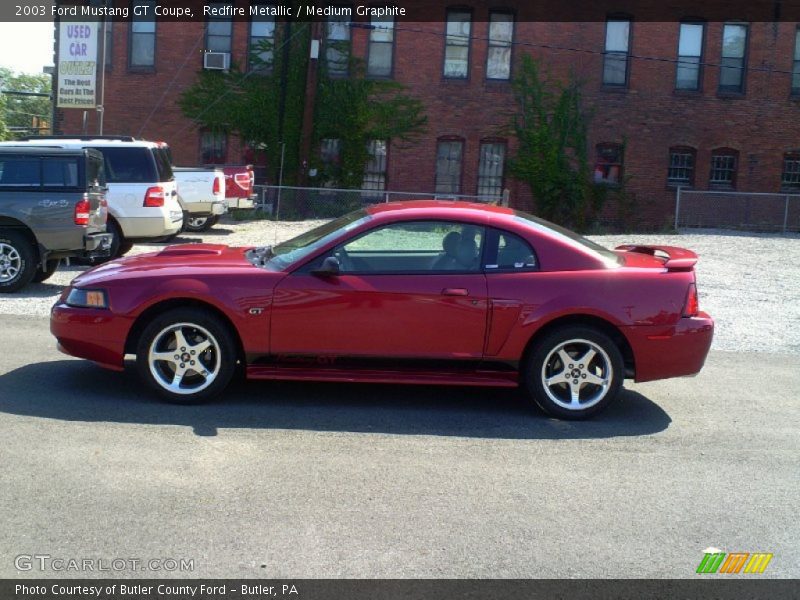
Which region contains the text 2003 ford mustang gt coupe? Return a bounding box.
[51,201,713,419]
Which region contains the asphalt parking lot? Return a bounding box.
[0,316,797,578]
[0,222,798,578]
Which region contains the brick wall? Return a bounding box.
[56,15,800,228]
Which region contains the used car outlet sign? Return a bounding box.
[57,22,97,109]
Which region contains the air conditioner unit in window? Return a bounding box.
[203,52,230,70]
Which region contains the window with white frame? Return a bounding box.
[676,22,703,90]
[367,16,394,77]
[444,10,471,79]
[719,23,748,93]
[486,12,513,80]
[603,18,631,86]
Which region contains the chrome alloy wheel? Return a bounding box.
[147,322,222,395]
[0,243,22,283]
[540,338,613,411]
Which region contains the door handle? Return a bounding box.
[442,288,469,296]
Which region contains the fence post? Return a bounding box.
[385,191,390,204]
[674,187,681,230]
[784,195,790,234]
[501,188,510,207]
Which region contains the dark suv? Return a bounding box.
[0,147,111,292]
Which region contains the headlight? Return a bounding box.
[65,288,108,309]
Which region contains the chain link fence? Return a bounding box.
[251,185,506,221]
[675,189,800,233]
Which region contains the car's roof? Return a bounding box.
[0,145,100,156]
[366,200,516,223]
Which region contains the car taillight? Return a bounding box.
[74,194,90,226]
[683,283,699,317]
[144,186,165,207]
[213,177,221,196]
[234,172,252,194]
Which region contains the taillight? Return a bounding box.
[234,171,252,194]
[74,194,90,226]
[143,186,165,207]
[213,177,221,196]
[683,283,699,317]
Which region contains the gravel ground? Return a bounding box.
[2,218,798,354]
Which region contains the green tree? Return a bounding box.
[179,26,310,184]
[0,68,51,138]
[507,55,605,230]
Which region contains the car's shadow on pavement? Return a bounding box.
[0,360,671,439]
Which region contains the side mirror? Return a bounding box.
[313,256,340,276]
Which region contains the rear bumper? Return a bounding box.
[624,312,714,383]
[185,201,226,216]
[119,213,183,239]
[227,197,255,210]
[84,232,113,254]
[50,302,130,371]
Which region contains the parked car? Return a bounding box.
[3,136,184,258]
[0,146,111,292]
[51,201,713,419]
[172,166,226,232]
[220,165,256,212]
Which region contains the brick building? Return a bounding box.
[54,3,800,227]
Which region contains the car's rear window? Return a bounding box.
[86,153,107,187]
[0,155,83,189]
[154,147,174,182]
[94,147,157,183]
[0,158,41,186]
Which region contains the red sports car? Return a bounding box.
[51,201,713,419]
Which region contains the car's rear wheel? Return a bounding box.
[185,215,215,232]
[523,326,623,420]
[0,230,36,293]
[32,259,59,283]
[136,308,237,404]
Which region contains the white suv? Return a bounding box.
[2,137,183,257]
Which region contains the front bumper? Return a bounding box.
[51,302,131,371]
[623,312,714,383]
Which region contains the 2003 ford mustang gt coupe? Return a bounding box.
[51,201,713,419]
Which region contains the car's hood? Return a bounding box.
[71,244,258,287]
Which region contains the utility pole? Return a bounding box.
[298,20,322,186]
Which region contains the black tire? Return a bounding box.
[185,215,214,232]
[135,307,238,404]
[79,220,130,266]
[32,259,60,283]
[0,229,37,293]
[522,325,624,420]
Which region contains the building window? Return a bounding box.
[435,139,464,194]
[206,2,233,54]
[792,29,800,95]
[594,144,624,184]
[367,16,394,77]
[326,12,351,76]
[320,138,341,165]
[719,23,748,93]
[362,140,388,192]
[477,141,505,198]
[249,5,275,72]
[201,131,227,164]
[444,9,471,79]
[603,18,631,86]
[781,153,800,189]
[486,11,514,80]
[676,22,703,90]
[709,149,738,187]
[667,147,696,186]
[129,0,156,68]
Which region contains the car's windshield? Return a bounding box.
[512,210,619,263]
[266,209,371,269]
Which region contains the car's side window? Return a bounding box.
[331,220,485,274]
[484,229,538,271]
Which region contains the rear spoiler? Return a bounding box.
[615,244,698,270]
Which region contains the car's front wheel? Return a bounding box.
[523,326,624,420]
[136,308,237,404]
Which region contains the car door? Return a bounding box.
[270,220,489,363]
